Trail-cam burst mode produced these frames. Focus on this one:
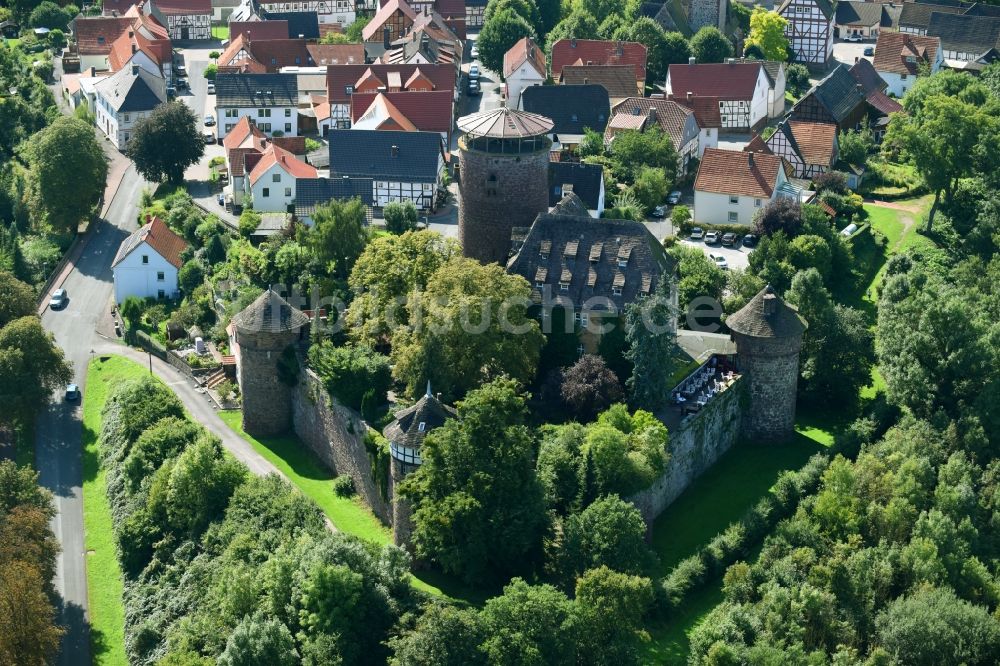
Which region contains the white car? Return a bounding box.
[469,64,480,80]
[206,82,215,94]
[470,45,479,60]
[844,35,862,43]
[704,231,720,244]
[49,288,67,309]
[710,254,729,270]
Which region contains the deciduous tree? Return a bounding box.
[743,7,789,61]
[624,278,680,411]
[478,8,536,75]
[0,316,72,424]
[559,354,623,421]
[479,579,578,665]
[546,9,599,51]
[689,26,732,63]
[557,495,652,585]
[306,197,369,279]
[575,567,654,666]
[126,101,205,184]
[0,271,34,328]
[382,200,418,235]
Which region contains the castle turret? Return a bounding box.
[382,383,456,549]
[727,285,807,441]
[232,288,309,437]
[457,107,553,264]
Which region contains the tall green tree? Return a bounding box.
[26,117,108,233]
[401,378,548,583]
[126,101,205,184]
[615,17,672,84]
[479,579,578,665]
[573,0,626,26]
[382,200,418,235]
[546,9,599,51]
[624,278,678,410]
[743,7,789,61]
[0,272,34,328]
[306,197,369,279]
[478,8,536,75]
[390,604,486,666]
[689,26,732,63]
[575,567,654,666]
[0,316,72,426]
[483,0,541,35]
[556,495,652,586]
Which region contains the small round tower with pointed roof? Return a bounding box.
[727,285,808,441]
[232,288,310,437]
[457,106,553,264]
[382,383,456,549]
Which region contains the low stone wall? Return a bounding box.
[629,376,747,526]
[291,369,391,523]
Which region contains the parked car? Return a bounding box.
[652,204,666,218]
[468,79,481,96]
[844,34,862,43]
[704,231,720,244]
[721,232,737,247]
[174,63,187,76]
[217,194,225,206]
[690,226,704,240]
[742,233,758,248]
[863,46,874,57]
[469,64,480,80]
[65,384,81,402]
[470,45,479,60]
[175,78,187,90]
[667,190,682,205]
[710,253,729,270]
[206,82,215,94]
[166,86,177,99]
[203,130,215,144]
[204,114,215,126]
[49,288,67,309]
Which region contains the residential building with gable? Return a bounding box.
[665,61,770,132]
[503,36,545,108]
[927,12,1000,71]
[146,0,211,39]
[606,97,700,174]
[747,119,838,179]
[520,84,610,154]
[873,32,942,97]
[693,148,793,226]
[215,72,299,139]
[778,0,834,67]
[244,143,318,212]
[550,39,647,93]
[93,63,166,149]
[112,216,187,303]
[548,162,606,218]
[325,63,455,129]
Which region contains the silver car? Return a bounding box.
[49,288,67,309]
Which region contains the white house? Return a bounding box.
[245,144,318,212]
[778,0,834,68]
[503,36,545,108]
[215,72,299,139]
[258,0,354,27]
[665,61,770,132]
[112,216,187,303]
[693,148,792,226]
[749,119,838,179]
[873,32,942,97]
[146,0,211,40]
[93,63,166,149]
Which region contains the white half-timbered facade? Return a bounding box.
[762,119,838,178]
[258,0,355,26]
[147,0,211,40]
[779,0,835,67]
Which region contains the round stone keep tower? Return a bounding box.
[382,383,456,549]
[457,107,553,264]
[727,285,808,442]
[232,288,309,437]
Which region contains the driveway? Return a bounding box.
[679,237,752,271]
[833,39,873,69]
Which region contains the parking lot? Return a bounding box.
[832,39,875,69]
[679,234,753,271]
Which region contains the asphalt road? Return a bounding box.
[36,164,146,666]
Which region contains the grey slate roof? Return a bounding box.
[928,12,1000,54]
[849,58,888,93]
[94,65,165,113]
[382,390,456,449]
[898,0,966,31]
[327,129,442,181]
[798,65,867,123]
[521,84,610,136]
[263,10,320,39]
[232,287,310,333]
[506,211,676,310]
[215,73,298,107]
[726,285,807,338]
[294,177,374,219]
[548,162,603,211]
[836,1,884,26]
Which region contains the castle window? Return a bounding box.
[612,286,622,296]
[418,421,426,431]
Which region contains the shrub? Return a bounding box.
[308,341,391,411]
[383,200,418,234]
[332,475,355,497]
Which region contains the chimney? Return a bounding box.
[686,91,692,101]
[583,77,588,84]
[762,286,777,316]
[391,144,399,157]
[131,65,139,75]
[646,107,657,124]
[128,30,134,38]
[688,56,696,65]
[855,56,859,63]
[383,25,391,49]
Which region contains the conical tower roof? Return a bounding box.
[232,287,310,334]
[726,285,807,338]
[457,106,554,139]
[382,383,456,450]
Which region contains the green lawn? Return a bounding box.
[217,411,493,605]
[82,356,145,666]
[211,25,228,40]
[863,200,936,298]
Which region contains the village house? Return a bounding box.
[790,63,900,134]
[550,39,647,94]
[223,116,267,207]
[520,84,610,155]
[327,129,445,211]
[834,1,900,41]
[777,0,834,68]
[465,0,486,28]
[69,15,140,71]
[307,43,365,67]
[898,0,966,36]
[693,148,793,226]
[559,64,637,104]
[605,97,700,175]
[665,60,769,132]
[380,26,461,69]
[363,0,418,43]
[215,72,299,139]
[93,64,166,149]
[112,216,187,303]
[502,36,545,109]
[506,198,677,352]
[548,162,606,218]
[228,19,289,42]
[254,0,354,27]
[670,93,721,157]
[746,119,838,179]
[294,177,375,225]
[244,143,318,212]
[873,32,942,97]
[728,58,787,120]
[217,36,313,73]
[927,12,1000,72]
[349,89,454,144]
[147,0,211,40]
[107,11,173,87]
[325,63,455,130]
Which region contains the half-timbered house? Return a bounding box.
[325,63,455,130]
[147,0,210,40]
[362,0,417,43]
[790,64,870,133]
[665,61,769,132]
[778,0,834,68]
[748,119,838,179]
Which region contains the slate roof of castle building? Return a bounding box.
[215,72,298,107]
[263,9,320,39]
[548,162,603,211]
[506,210,676,309]
[382,387,456,449]
[295,177,375,219]
[727,284,807,338]
[521,84,610,134]
[232,287,310,333]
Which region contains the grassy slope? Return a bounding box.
[82,356,144,666]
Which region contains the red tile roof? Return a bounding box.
[150,0,211,15]
[112,216,187,269]
[223,115,266,151]
[248,144,318,185]
[865,88,903,115]
[787,120,837,166]
[561,64,637,98]
[229,20,289,42]
[353,93,418,130]
[695,148,785,198]
[102,0,141,16]
[326,63,455,103]
[349,89,453,134]
[245,38,313,71]
[107,20,171,70]
[667,62,763,101]
[217,33,249,68]
[307,44,365,66]
[670,94,722,129]
[873,32,940,76]
[363,0,418,41]
[72,16,134,55]
[503,36,545,79]
[550,39,647,83]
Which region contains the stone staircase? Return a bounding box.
[204,368,227,390]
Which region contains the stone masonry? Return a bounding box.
[731,333,803,440]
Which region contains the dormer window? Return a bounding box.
[345,85,354,95]
[418,421,426,432]
[613,286,622,296]
[617,259,627,269]
[560,282,569,292]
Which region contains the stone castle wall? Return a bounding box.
[291,369,391,523]
[629,376,747,526]
[390,458,414,548]
[237,327,301,437]
[689,0,725,32]
[732,334,801,441]
[459,141,551,264]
